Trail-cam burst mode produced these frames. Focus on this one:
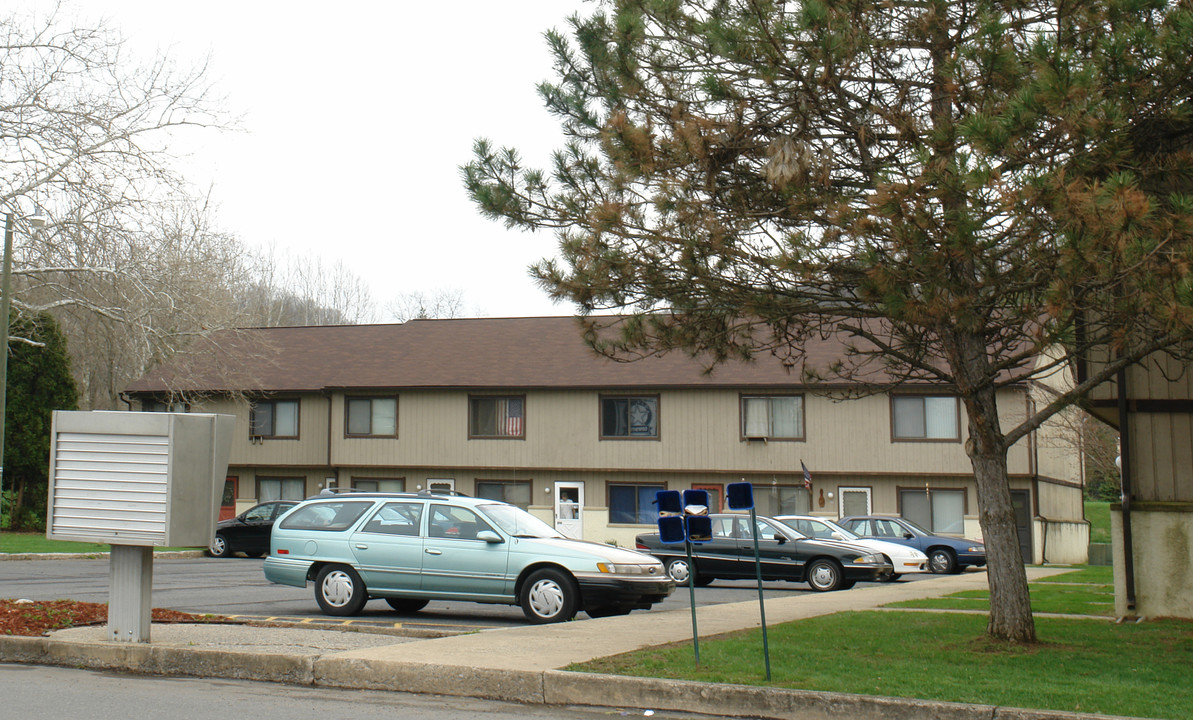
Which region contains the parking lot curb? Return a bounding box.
[1,632,1137,720]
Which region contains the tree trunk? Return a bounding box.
[962,379,1037,643]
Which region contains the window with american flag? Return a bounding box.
[469,395,525,438]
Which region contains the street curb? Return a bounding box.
[0,551,206,561]
[0,634,1136,720]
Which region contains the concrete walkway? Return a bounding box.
[1,567,1140,720]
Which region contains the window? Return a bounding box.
[258,477,305,501]
[892,395,959,440]
[741,395,803,439]
[346,397,397,437]
[476,480,532,509]
[901,488,967,534]
[600,396,659,438]
[143,398,189,412]
[428,504,495,539]
[609,483,664,524]
[278,500,373,531]
[251,399,299,438]
[361,501,423,536]
[752,485,810,516]
[469,396,525,438]
[352,478,405,493]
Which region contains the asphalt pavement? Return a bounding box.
[0,565,1140,720]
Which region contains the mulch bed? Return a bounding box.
[1,599,210,636]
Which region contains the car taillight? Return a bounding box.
[277,548,289,555]
[635,542,648,550]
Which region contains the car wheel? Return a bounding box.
[385,598,429,614]
[876,555,896,582]
[315,565,368,616]
[520,568,578,624]
[665,557,693,584]
[208,534,232,558]
[806,558,845,592]
[929,548,958,574]
[887,573,902,582]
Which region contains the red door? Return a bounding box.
[218,477,238,521]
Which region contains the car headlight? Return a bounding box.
[597,562,662,576]
[967,546,983,553]
[852,554,884,565]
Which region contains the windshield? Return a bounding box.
[477,503,563,538]
[818,518,860,541]
[899,518,931,536]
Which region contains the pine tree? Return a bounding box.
[2,312,78,530]
[465,0,1193,642]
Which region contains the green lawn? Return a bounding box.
[571,567,1191,719]
[1085,501,1112,543]
[887,565,1116,616]
[0,532,199,554]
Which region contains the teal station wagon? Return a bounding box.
[263,491,675,623]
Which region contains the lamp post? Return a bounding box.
[0,210,43,527]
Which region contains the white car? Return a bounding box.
[775,515,928,581]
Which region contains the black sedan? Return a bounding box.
[635,513,891,591]
[208,501,298,558]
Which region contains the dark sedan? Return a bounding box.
[635,513,891,591]
[208,501,298,558]
[838,515,986,574]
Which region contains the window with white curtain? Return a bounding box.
[346,396,398,436]
[741,395,803,439]
[892,395,959,440]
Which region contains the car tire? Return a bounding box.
[929,548,958,574]
[520,568,578,624]
[315,565,368,616]
[806,558,846,592]
[876,555,896,582]
[208,534,232,558]
[385,598,430,614]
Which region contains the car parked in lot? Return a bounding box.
[773,515,928,581]
[208,500,299,558]
[838,515,986,574]
[263,491,674,623]
[635,513,891,592]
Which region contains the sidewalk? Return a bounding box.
[1,567,1137,720]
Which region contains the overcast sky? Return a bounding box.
[51,1,595,320]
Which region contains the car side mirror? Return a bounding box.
[831,532,844,541]
[476,530,504,544]
[773,534,786,545]
[904,532,914,540]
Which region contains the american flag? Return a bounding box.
[801,460,812,490]
[505,397,524,436]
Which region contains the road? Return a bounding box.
[0,664,740,720]
[0,555,935,630]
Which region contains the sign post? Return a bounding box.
[727,481,772,680]
[656,488,711,665]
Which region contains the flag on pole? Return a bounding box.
[801,460,812,490]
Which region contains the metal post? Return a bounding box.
[748,507,772,680]
[0,212,12,523]
[684,538,700,665]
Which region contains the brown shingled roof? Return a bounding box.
[124,316,929,394]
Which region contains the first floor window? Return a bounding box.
[352,478,405,493]
[476,480,532,509]
[601,396,659,438]
[741,395,803,439]
[609,483,664,524]
[752,485,810,516]
[259,477,305,501]
[470,396,525,438]
[892,395,959,440]
[346,397,397,437]
[251,399,299,438]
[901,488,966,534]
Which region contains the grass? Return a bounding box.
[1085,500,1112,543]
[887,565,1116,616]
[571,567,1193,719]
[0,532,199,554]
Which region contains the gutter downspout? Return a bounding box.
[325,390,337,490]
[1116,367,1137,612]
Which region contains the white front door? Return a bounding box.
[554,482,584,539]
[839,487,872,519]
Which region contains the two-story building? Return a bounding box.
[123,316,1088,562]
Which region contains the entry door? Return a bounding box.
[554,482,584,539]
[838,487,871,519]
[1010,490,1033,564]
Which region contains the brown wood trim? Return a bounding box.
[1087,398,1193,413]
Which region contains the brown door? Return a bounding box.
[1010,490,1032,563]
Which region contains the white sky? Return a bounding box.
[53,0,595,320]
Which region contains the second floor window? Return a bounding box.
[250,399,299,438]
[469,395,524,438]
[601,396,659,438]
[892,395,960,440]
[741,395,803,439]
[346,397,397,437]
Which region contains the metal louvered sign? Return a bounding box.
[46,411,236,547]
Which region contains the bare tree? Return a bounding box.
[237,245,377,327]
[384,288,472,323]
